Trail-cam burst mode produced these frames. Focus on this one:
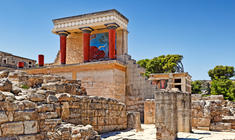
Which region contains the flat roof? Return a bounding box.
[53,9,129,23]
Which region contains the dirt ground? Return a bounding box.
[101,124,235,140]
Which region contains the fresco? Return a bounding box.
[90,32,109,60]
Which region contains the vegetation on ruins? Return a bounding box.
[137,55,184,77]
[208,65,235,101]
[191,80,202,94]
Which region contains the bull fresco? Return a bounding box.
[90,32,109,60]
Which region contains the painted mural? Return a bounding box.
[90,32,109,60]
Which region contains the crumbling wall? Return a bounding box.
[192,94,235,131]
[0,70,127,139]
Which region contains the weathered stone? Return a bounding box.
[24,121,39,134]
[1,122,24,136]
[47,95,58,103]
[18,134,42,140]
[56,93,72,101]
[0,111,8,124]
[127,112,141,131]
[39,112,58,119]
[0,70,9,78]
[0,78,12,92]
[14,110,38,121]
[0,92,6,101]
[22,100,36,109]
[62,102,70,120]
[37,104,54,112]
[29,93,45,102]
[210,122,231,131]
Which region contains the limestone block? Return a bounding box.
[127,112,142,131]
[144,99,155,124]
[29,93,45,102]
[0,70,9,78]
[22,100,36,110]
[47,95,58,103]
[37,104,54,112]
[14,110,38,121]
[0,111,8,124]
[39,112,58,119]
[62,102,70,120]
[24,121,38,134]
[39,119,62,132]
[56,93,72,101]
[0,78,12,92]
[1,122,24,136]
[18,134,42,140]
[210,122,231,131]
[0,92,6,101]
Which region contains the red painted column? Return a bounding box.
[38,54,44,67]
[18,62,24,68]
[60,34,67,64]
[109,29,116,59]
[83,32,90,62]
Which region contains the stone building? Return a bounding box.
[0,51,36,69]
[149,72,192,93]
[25,9,156,122]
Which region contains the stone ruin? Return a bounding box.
[0,70,129,139]
[192,94,235,131]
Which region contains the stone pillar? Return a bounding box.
[155,90,177,140]
[105,23,119,59]
[57,31,70,64]
[144,99,156,124]
[80,27,93,62]
[38,54,44,67]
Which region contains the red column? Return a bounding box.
[38,54,44,67]
[60,34,67,64]
[18,62,24,68]
[83,32,90,62]
[108,29,116,59]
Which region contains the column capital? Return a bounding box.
[79,27,94,33]
[105,23,119,29]
[56,30,70,36]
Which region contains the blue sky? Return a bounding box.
[0,0,234,80]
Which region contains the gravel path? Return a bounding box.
[101,124,235,140]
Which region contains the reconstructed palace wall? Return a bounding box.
[117,54,156,122]
[0,70,127,139]
[53,29,128,65]
[192,94,235,131]
[25,61,126,103]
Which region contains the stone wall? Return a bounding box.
[192,94,235,131]
[0,70,127,139]
[117,54,156,122]
[77,68,126,103]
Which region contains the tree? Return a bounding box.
[208,65,235,101]
[191,80,202,94]
[137,54,184,76]
[208,65,234,80]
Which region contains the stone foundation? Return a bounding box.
[192,94,235,131]
[0,70,127,139]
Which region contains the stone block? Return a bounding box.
[29,93,45,102]
[210,122,231,131]
[37,104,54,112]
[0,78,12,92]
[0,111,8,124]
[39,112,58,119]
[127,112,141,131]
[14,110,38,121]
[1,122,24,136]
[18,134,42,140]
[24,121,38,134]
